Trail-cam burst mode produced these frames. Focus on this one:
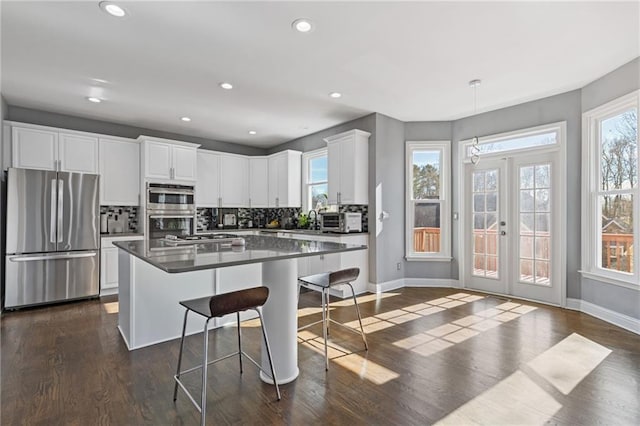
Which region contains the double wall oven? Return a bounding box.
[146,183,195,239]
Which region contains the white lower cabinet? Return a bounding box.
[100,235,144,295]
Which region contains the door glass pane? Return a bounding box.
[599,194,634,273]
[600,108,637,191]
[413,202,441,253]
[519,163,552,285]
[412,150,440,200]
[472,170,499,279]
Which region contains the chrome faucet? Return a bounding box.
[308,210,318,230]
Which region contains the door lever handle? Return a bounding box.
[500,231,507,236]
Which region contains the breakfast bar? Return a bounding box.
[114,234,367,384]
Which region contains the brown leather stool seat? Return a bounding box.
[173,287,280,426]
[298,267,368,370]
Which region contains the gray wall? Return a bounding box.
[403,122,454,280]
[451,90,583,300]
[1,95,7,300]
[373,114,405,284]
[6,106,266,156]
[579,57,640,319]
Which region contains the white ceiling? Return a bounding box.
[2,1,639,148]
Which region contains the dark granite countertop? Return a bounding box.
[101,232,144,238]
[113,234,367,274]
[197,229,368,236]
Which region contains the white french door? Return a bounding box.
[464,151,562,305]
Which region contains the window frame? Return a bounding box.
[301,147,328,212]
[581,90,639,289]
[405,140,451,261]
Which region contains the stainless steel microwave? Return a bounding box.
[146,183,195,213]
[320,212,362,233]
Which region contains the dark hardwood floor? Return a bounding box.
[2,287,639,425]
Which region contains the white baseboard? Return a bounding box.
[566,298,639,335]
[368,279,405,294]
[367,278,460,294]
[404,278,461,288]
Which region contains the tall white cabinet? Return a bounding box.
[249,157,269,207]
[268,150,302,208]
[196,150,221,207]
[324,129,370,205]
[220,153,249,207]
[99,137,140,205]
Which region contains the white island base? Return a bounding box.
[117,251,300,384]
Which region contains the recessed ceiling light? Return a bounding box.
[292,18,313,33]
[180,117,191,122]
[87,97,102,103]
[99,2,126,17]
[329,92,342,99]
[219,82,233,90]
[248,130,257,135]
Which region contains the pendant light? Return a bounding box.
[469,79,481,165]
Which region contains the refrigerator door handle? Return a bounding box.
[57,179,64,243]
[50,180,57,243]
[8,252,98,262]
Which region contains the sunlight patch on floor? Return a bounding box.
[298,330,399,385]
[342,292,486,334]
[328,292,400,307]
[434,332,611,425]
[434,371,563,426]
[102,302,119,314]
[527,333,612,394]
[393,301,537,357]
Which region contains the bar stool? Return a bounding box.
[298,267,368,370]
[173,287,280,426]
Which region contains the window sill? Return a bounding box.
[405,256,453,262]
[579,270,639,291]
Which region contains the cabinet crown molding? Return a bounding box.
[138,135,201,149]
[323,129,371,143]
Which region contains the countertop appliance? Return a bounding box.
[222,213,237,227]
[320,212,362,233]
[5,168,100,309]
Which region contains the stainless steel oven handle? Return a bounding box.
[9,252,97,262]
[148,188,194,195]
[148,215,195,219]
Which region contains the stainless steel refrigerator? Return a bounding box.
[4,168,100,309]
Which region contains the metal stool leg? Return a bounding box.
[200,318,211,426]
[257,308,281,400]
[322,287,329,370]
[173,309,189,401]
[326,287,331,336]
[346,282,368,350]
[237,312,243,374]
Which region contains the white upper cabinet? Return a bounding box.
[59,133,99,173]
[249,157,269,208]
[99,137,140,206]
[196,150,221,207]
[268,150,301,207]
[172,145,198,181]
[324,129,370,205]
[220,153,249,207]
[140,137,199,183]
[11,124,98,173]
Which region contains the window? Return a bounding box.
[406,141,451,260]
[302,148,328,211]
[582,91,639,288]
[463,127,559,161]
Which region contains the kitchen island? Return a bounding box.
[114,234,366,384]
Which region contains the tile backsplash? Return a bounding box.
[195,205,368,232]
[100,206,138,233]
